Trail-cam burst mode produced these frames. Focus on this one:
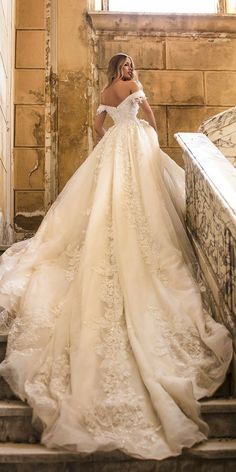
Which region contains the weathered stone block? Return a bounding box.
[166,38,236,70]
[15,105,45,147]
[0,414,38,443]
[16,0,45,29]
[58,137,88,192]
[58,73,89,190]
[0,339,6,363]
[14,70,45,104]
[204,412,236,438]
[14,149,45,190]
[14,191,45,232]
[98,40,164,69]
[14,69,45,104]
[16,31,45,68]
[138,71,204,105]
[140,106,167,146]
[57,0,89,71]
[98,70,107,92]
[168,106,227,146]
[0,377,16,400]
[205,72,236,106]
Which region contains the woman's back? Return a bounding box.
[101,80,138,108]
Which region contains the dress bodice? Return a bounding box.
[96,90,146,125]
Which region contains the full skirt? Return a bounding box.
[0,119,232,459]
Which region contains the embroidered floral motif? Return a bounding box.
[0,88,232,459]
[147,304,221,389]
[25,347,71,421]
[83,215,161,448]
[64,243,83,281]
[122,158,168,283]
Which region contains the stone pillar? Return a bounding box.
[13,0,93,238]
[57,0,93,192]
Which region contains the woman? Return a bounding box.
[0,53,232,460]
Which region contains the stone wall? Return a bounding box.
[14,0,46,234]
[56,0,93,192]
[90,13,236,168]
[13,0,92,238]
[11,5,236,238]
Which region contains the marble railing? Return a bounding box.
[175,132,236,393]
[199,106,236,169]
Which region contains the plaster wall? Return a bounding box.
[14,0,92,236]
[14,0,46,234]
[93,20,236,167]
[12,4,236,237]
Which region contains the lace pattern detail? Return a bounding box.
[80,213,161,449]
[122,157,168,282]
[147,305,223,389]
[0,308,15,334]
[25,347,71,424]
[0,84,232,459]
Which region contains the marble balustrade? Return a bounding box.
[199,106,236,169]
[175,132,236,392]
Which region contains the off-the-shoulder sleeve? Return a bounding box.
[132,89,147,103]
[96,104,107,115]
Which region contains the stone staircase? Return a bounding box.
[0,334,236,471]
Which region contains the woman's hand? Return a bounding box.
[94,110,107,138]
[139,100,157,133]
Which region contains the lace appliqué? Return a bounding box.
[122,158,168,283]
[64,243,84,282]
[25,347,71,422]
[80,216,161,449]
[0,308,16,334]
[147,305,221,389]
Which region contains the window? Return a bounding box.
[94,0,236,13]
[109,0,217,13]
[227,0,236,12]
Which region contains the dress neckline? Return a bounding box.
[101,90,144,110]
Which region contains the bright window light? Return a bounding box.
[94,0,102,9]
[108,0,218,13]
[227,0,236,12]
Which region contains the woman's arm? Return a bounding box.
[129,81,157,133]
[139,100,157,133]
[94,110,107,138]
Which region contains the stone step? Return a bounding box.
[0,401,39,443]
[0,334,7,363]
[0,377,17,400]
[201,398,236,438]
[0,398,236,444]
[0,439,235,471]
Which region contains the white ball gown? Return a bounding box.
[0,90,233,460]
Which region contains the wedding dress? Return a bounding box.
[0,90,232,460]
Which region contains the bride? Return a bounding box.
[0,53,232,460]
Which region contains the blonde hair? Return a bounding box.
[105,53,137,88]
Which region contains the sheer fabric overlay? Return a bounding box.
[0,90,232,460]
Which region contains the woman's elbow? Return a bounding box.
[93,121,100,135]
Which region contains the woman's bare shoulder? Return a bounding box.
[128,79,143,93]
